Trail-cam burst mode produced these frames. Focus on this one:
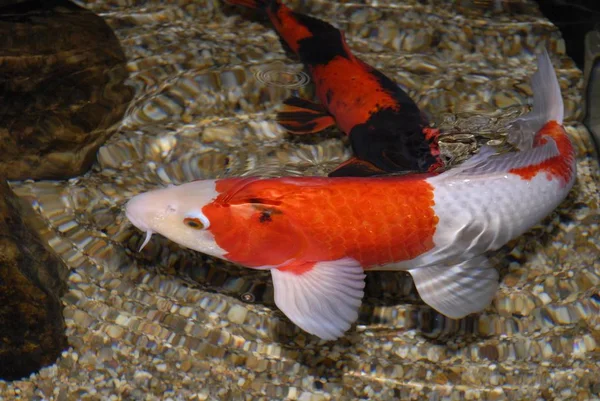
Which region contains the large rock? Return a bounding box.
[0,0,133,180]
[0,180,69,380]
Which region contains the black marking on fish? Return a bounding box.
[364,63,424,115]
[348,108,436,173]
[293,12,351,66]
[259,210,273,223]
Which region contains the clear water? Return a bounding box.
[2,0,600,399]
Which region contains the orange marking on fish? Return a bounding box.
[203,176,438,269]
[312,58,401,133]
[278,261,316,275]
[267,3,312,53]
[509,121,575,187]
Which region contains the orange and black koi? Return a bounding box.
[226,0,443,176]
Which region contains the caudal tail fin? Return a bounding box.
[225,0,273,9]
[509,48,565,150]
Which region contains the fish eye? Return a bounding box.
[184,217,204,229]
[183,212,210,230]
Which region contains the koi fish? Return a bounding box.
[226,0,443,176]
[126,50,576,339]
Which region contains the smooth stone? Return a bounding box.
[0,0,133,180]
[0,180,69,380]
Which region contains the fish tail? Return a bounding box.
[224,0,275,9]
[508,48,564,150]
[433,49,572,183]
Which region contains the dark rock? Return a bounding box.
[533,0,600,69]
[0,180,69,380]
[0,0,133,180]
[0,0,29,7]
[584,28,600,155]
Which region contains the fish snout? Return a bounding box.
[124,180,218,233]
[125,194,151,233]
[125,191,174,233]
[125,212,146,236]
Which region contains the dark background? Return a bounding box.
[533,0,600,68]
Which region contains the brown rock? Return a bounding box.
[0,0,133,180]
[0,180,69,380]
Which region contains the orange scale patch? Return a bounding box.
[313,178,438,267]
[509,121,575,187]
[206,176,438,271]
[312,58,400,133]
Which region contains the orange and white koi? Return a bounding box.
[126,51,576,339]
[225,0,443,176]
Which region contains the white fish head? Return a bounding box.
[125,180,226,258]
[126,177,308,268]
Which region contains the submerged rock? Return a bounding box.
[584,28,600,154]
[0,0,133,180]
[0,180,69,380]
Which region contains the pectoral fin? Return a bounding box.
[328,157,387,177]
[271,258,365,340]
[409,256,498,319]
[277,97,336,134]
